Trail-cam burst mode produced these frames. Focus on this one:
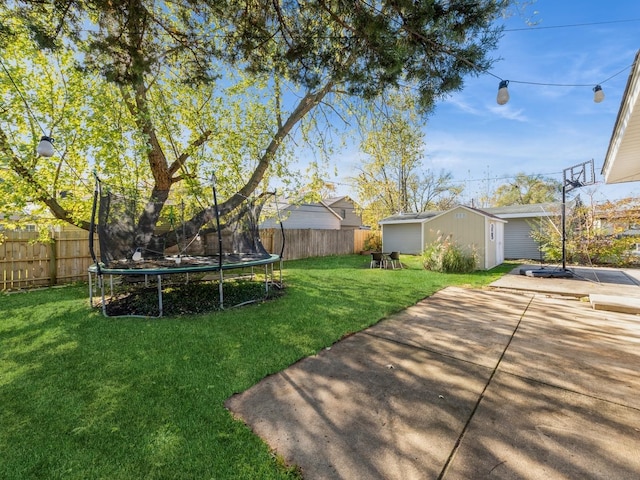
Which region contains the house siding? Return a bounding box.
[261,204,341,230]
[503,218,543,260]
[327,198,361,229]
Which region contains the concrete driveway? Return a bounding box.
[226,267,640,479]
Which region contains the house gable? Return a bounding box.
[323,196,363,229]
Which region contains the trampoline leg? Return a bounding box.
[88,271,93,307]
[100,275,107,317]
[157,275,163,317]
[264,264,268,294]
[219,269,224,310]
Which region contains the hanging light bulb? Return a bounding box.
[496,80,509,105]
[593,85,605,103]
[36,136,54,157]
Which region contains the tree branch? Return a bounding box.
[0,126,90,230]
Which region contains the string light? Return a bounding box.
[36,136,55,157]
[496,80,510,105]
[593,85,605,103]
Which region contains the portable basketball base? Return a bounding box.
[522,160,595,279]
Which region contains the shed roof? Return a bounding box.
[379,211,441,225]
[380,205,508,225]
[445,205,507,223]
[483,202,560,218]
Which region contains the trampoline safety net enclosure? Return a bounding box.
[88,175,283,317]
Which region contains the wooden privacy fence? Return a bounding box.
[1,227,380,290]
[0,228,95,290]
[262,228,377,260]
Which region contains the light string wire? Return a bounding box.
[356,0,634,90]
[504,18,640,32]
[0,57,49,137]
[0,56,92,190]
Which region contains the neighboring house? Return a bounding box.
[379,205,506,270]
[0,213,37,232]
[260,196,363,230]
[483,203,560,261]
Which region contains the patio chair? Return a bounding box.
[370,252,386,269]
[388,251,402,269]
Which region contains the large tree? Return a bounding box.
[0,1,509,256]
[490,172,561,207]
[355,94,462,225]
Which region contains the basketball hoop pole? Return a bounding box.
[561,159,595,272]
[520,160,594,279]
[562,185,567,271]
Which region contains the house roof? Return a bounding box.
[322,196,350,206]
[602,49,640,184]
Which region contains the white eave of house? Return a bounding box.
[602,49,640,184]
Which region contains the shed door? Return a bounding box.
[495,222,504,265]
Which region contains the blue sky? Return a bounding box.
[335,0,640,205]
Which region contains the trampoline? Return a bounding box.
[88,174,284,317]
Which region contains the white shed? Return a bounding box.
[380,206,506,270]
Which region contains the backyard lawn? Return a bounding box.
[0,254,512,479]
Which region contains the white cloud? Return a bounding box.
[487,104,528,121]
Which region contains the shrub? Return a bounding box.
[363,232,382,251]
[422,233,478,273]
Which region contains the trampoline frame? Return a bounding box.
[88,254,282,317]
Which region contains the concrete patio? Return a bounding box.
[226,268,640,479]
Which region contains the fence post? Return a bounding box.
[49,235,57,286]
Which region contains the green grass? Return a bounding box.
[0,255,513,479]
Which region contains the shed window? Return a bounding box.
[455,212,465,219]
